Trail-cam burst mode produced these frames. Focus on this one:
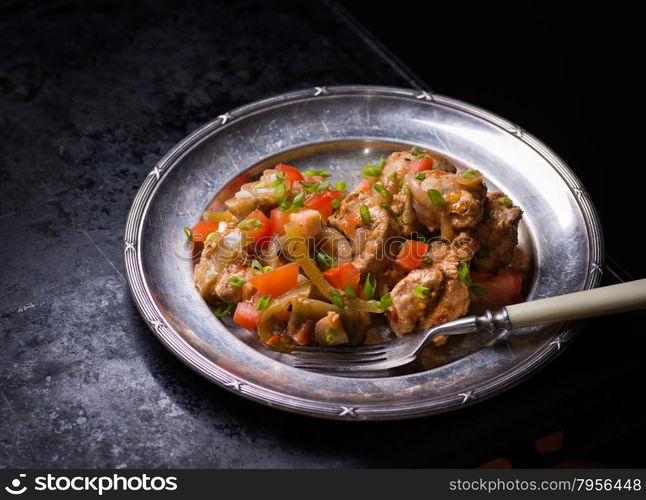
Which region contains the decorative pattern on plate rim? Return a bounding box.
[313,86,329,96]
[458,391,476,404]
[549,334,567,351]
[339,406,358,417]
[218,112,232,125]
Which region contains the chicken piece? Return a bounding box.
[193,228,253,304]
[387,265,444,335]
[472,192,523,273]
[376,151,463,236]
[380,150,457,188]
[314,311,350,346]
[289,209,323,237]
[405,169,487,241]
[224,168,283,219]
[315,227,353,265]
[327,191,400,273]
[387,251,470,336]
[212,263,251,304]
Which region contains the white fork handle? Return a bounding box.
[505,278,646,328]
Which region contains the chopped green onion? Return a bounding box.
[362,273,376,301]
[462,170,477,179]
[331,198,341,209]
[457,261,472,286]
[380,203,401,225]
[388,171,398,183]
[427,189,446,206]
[214,304,233,318]
[414,285,429,299]
[256,295,272,310]
[475,248,490,258]
[204,232,217,243]
[281,192,306,212]
[360,205,371,224]
[330,289,344,308]
[410,147,427,160]
[316,180,330,192]
[183,226,193,241]
[315,252,335,268]
[304,169,330,177]
[251,260,272,273]
[415,173,426,180]
[253,181,267,189]
[227,275,246,287]
[503,197,513,208]
[344,285,357,299]
[274,182,286,201]
[362,157,385,178]
[325,329,336,344]
[399,173,406,188]
[373,183,392,200]
[302,183,318,193]
[362,164,383,177]
[469,285,487,296]
[379,292,393,309]
[404,186,412,198]
[335,181,346,191]
[238,218,261,231]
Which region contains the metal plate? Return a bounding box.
[124,86,603,420]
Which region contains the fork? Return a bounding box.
[289,278,646,375]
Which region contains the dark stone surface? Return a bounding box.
[1,0,644,469]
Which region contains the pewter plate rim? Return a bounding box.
[123,85,604,420]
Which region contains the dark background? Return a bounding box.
[1,0,643,468]
[344,1,640,279]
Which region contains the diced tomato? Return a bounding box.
[406,157,434,174]
[266,335,281,345]
[275,163,304,182]
[471,267,523,307]
[270,207,291,235]
[323,262,361,291]
[239,209,273,242]
[353,179,371,193]
[190,220,221,242]
[395,240,429,270]
[233,302,262,331]
[249,261,300,297]
[304,190,343,218]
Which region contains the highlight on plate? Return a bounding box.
[186,147,526,351]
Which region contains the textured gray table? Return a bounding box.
[1,0,644,468]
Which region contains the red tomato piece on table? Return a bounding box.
[233,302,262,331]
[323,262,361,291]
[238,209,273,242]
[190,220,221,242]
[470,267,522,307]
[304,190,343,218]
[249,261,300,298]
[395,240,429,270]
[275,163,304,182]
[405,157,434,174]
[270,207,291,235]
